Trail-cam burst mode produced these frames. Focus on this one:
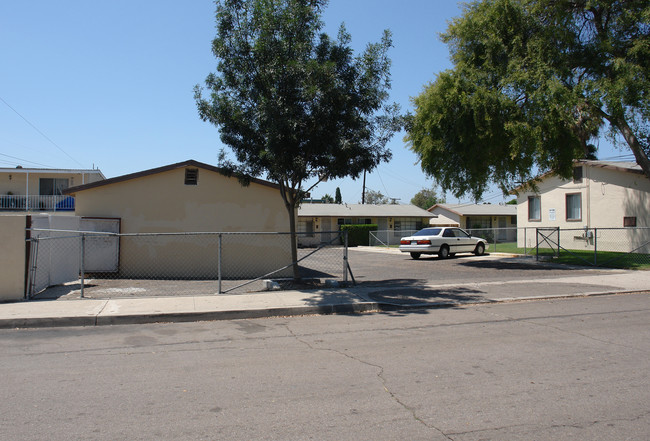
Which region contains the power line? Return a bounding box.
[0,153,54,168]
[0,95,85,168]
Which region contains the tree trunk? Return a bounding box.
[279,181,301,281]
[286,198,300,280]
[604,113,650,179]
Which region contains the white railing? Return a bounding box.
[0,195,75,211]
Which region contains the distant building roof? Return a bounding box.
[298,203,433,218]
[0,167,105,179]
[430,203,516,216]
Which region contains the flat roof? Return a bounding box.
[0,167,105,178]
[431,203,516,216]
[298,203,433,218]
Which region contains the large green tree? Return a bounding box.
[363,189,389,205]
[195,0,401,278]
[406,0,650,200]
[410,187,445,210]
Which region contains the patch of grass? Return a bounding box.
[488,242,535,255]
[553,250,650,270]
[488,242,650,270]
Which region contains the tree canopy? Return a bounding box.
[406,0,650,200]
[363,189,389,205]
[195,0,401,276]
[410,187,445,210]
[320,193,334,203]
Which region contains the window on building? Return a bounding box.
[466,216,491,229]
[528,196,541,221]
[566,193,582,221]
[39,178,69,195]
[304,220,314,237]
[624,217,637,227]
[185,168,198,185]
[573,166,583,183]
[395,218,420,231]
[337,218,352,227]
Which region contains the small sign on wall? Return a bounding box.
[549,208,556,221]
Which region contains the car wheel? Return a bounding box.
[474,242,485,256]
[438,245,450,259]
[410,252,421,260]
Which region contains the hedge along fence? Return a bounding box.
[340,224,378,247]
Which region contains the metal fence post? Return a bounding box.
[524,228,527,256]
[80,233,85,298]
[26,237,38,300]
[217,233,222,294]
[594,228,598,266]
[343,230,349,284]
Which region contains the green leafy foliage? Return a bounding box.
[195,0,402,276]
[406,0,650,200]
[335,187,342,204]
[321,194,334,203]
[340,224,377,247]
[410,187,445,209]
[363,189,388,204]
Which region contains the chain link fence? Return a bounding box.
[26,229,351,299]
[369,226,650,266]
[370,227,538,256]
[369,229,418,247]
[536,227,650,267]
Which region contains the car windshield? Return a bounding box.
[413,228,441,236]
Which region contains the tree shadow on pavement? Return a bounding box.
[360,278,488,308]
[459,259,575,271]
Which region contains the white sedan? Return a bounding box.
[399,227,488,259]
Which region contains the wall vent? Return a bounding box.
[185,168,198,185]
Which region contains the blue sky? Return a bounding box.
[1,0,631,204]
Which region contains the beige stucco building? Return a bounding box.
[428,203,517,241]
[514,160,650,251]
[65,160,292,278]
[0,166,104,212]
[297,203,433,246]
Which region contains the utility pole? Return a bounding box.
[362,170,366,204]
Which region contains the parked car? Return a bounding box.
[399,227,488,259]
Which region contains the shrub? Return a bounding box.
[340,224,378,247]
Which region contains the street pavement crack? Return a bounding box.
[283,323,453,440]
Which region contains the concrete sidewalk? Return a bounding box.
[0,289,379,328]
[0,269,648,328]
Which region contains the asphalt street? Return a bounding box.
[1,293,648,440]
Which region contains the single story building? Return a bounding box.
[513,160,650,252]
[297,203,433,246]
[65,160,292,278]
[428,203,517,242]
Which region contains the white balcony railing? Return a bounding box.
[0,195,75,212]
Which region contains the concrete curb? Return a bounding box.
[0,302,382,329]
[2,289,647,329]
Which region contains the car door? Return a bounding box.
[448,228,474,253]
[456,228,476,252]
[443,228,463,253]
